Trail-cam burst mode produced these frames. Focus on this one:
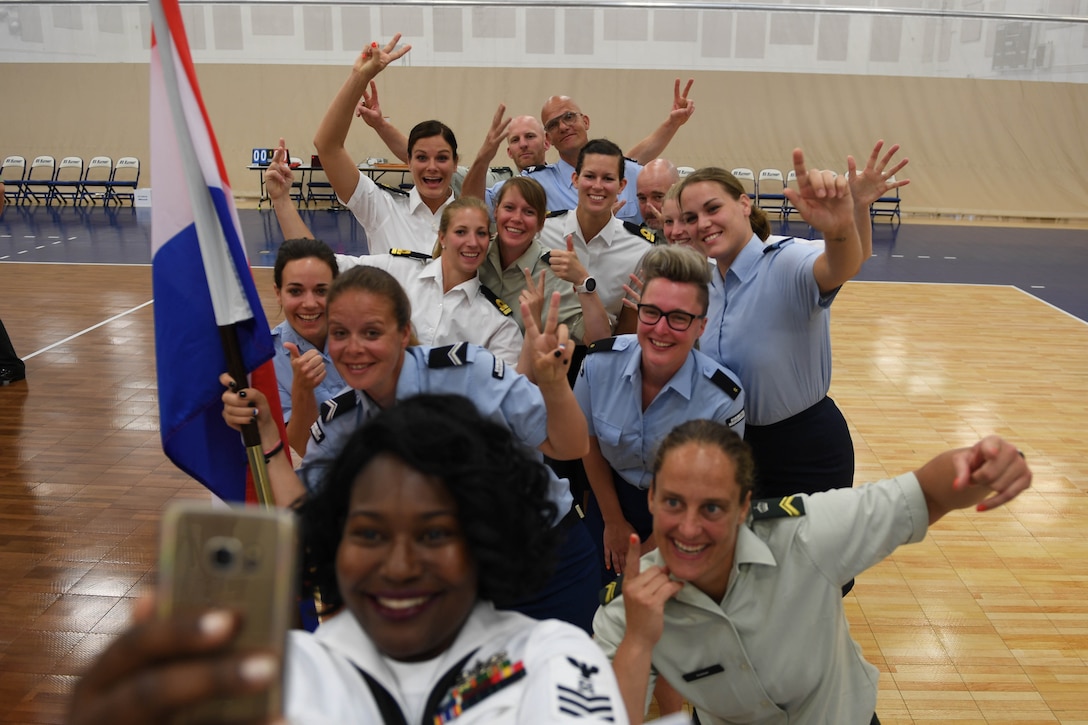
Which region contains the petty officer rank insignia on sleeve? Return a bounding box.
[599,575,624,605]
[751,495,806,519]
[479,284,513,316]
[310,389,358,444]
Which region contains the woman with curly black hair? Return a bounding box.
[66,396,628,724]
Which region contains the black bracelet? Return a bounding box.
[263,439,285,463]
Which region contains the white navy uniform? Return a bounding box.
[593,474,930,724]
[337,252,523,365]
[484,157,645,225]
[538,211,652,322]
[270,321,346,424]
[574,335,745,489]
[286,601,628,724]
[342,171,453,256]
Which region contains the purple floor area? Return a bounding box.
[2,205,1085,322]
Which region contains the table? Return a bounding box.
[247,162,412,209]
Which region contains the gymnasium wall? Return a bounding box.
[2,1,1087,220]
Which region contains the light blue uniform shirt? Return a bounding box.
[270,321,346,424]
[485,157,645,224]
[574,335,745,490]
[700,236,838,426]
[299,344,573,521]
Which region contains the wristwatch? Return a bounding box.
[575,276,597,294]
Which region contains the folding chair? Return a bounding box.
[1,156,26,206]
[756,169,787,220]
[783,170,799,222]
[80,156,114,205]
[50,156,85,205]
[305,156,339,208]
[21,155,56,205]
[731,168,757,200]
[289,157,305,207]
[676,166,695,178]
[869,176,901,225]
[107,157,140,205]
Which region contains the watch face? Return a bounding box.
[584,277,597,292]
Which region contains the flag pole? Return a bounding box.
[220,326,276,506]
[151,0,276,506]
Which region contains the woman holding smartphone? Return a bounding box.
[68,396,628,724]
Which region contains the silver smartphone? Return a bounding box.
[158,502,298,723]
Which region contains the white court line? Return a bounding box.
[24,300,154,360]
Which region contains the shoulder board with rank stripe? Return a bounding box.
[523,163,548,174]
[389,248,432,261]
[427,342,470,368]
[762,237,795,254]
[599,575,624,605]
[709,369,742,400]
[626,218,657,243]
[586,336,618,354]
[750,495,806,520]
[376,182,409,197]
[478,284,513,316]
[318,389,358,424]
[623,220,655,244]
[546,209,570,218]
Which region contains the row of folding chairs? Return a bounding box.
[1,155,141,207]
[731,167,901,224]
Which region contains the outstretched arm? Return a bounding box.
[784,148,863,295]
[354,81,410,163]
[463,103,510,202]
[916,435,1031,524]
[626,79,695,165]
[314,35,411,206]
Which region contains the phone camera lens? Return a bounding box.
[213,546,234,568]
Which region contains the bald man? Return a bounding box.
[636,158,680,234]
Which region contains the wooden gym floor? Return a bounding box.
[0,210,1086,723]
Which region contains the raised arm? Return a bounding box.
[784,148,863,295]
[626,79,695,165]
[313,35,411,206]
[354,81,410,163]
[847,140,910,261]
[462,104,510,202]
[915,435,1031,525]
[265,140,315,241]
[522,294,590,460]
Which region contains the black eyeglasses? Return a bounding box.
[544,111,582,134]
[637,304,704,331]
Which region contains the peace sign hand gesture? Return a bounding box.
[353,33,412,78]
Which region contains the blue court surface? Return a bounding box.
[2,205,1086,323]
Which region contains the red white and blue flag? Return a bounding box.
[150,0,284,502]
